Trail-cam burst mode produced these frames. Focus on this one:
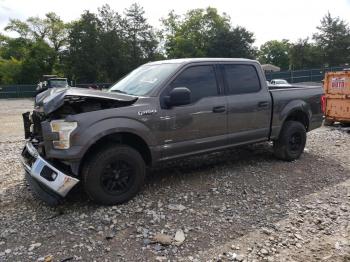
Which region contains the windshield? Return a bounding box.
[109,63,180,96]
[49,79,68,88]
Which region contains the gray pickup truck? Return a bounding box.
[21,58,324,205]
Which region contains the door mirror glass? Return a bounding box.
[165,87,191,107]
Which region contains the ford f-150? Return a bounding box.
[21,58,324,205]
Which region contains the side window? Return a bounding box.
[169,65,218,103]
[223,64,261,94]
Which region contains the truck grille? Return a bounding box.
[22,112,31,139]
[22,110,44,141]
[32,111,43,139]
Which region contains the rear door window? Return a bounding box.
[223,64,261,94]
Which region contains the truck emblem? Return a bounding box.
[138,109,157,116]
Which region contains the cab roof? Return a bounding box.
[146,58,257,65]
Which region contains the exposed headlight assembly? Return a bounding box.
[50,120,77,149]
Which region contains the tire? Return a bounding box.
[273,121,306,161]
[340,122,350,127]
[324,119,334,126]
[82,145,146,205]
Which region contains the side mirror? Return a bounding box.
[165,87,191,107]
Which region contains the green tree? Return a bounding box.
[3,13,69,83]
[97,4,128,81]
[124,3,159,67]
[207,26,256,58]
[45,13,69,53]
[289,38,323,70]
[258,40,290,70]
[0,57,22,84]
[0,37,30,60]
[63,4,160,83]
[4,19,30,38]
[65,11,101,83]
[6,13,68,52]
[19,39,56,83]
[313,12,350,66]
[6,17,48,41]
[161,7,256,59]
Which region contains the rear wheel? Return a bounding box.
[273,121,306,161]
[82,145,146,205]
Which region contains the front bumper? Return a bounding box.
[21,142,79,197]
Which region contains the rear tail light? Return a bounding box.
[321,95,326,114]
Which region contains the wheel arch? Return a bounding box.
[284,109,310,131]
[78,131,152,176]
[271,99,312,139]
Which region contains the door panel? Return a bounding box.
[159,96,227,158]
[222,64,272,144]
[158,64,228,159]
[226,92,271,143]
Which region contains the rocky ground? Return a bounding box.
[0,99,349,262]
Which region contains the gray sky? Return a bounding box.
[1,0,350,46]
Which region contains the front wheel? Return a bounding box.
[82,145,146,205]
[273,121,306,161]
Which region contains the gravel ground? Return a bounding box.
[0,99,349,262]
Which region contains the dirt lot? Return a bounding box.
[0,99,349,262]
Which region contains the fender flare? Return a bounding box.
[73,117,156,158]
[272,100,312,138]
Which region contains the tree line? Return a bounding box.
[0,4,349,85]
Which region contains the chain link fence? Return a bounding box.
[265,66,348,84]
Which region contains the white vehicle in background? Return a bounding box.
[36,75,70,95]
[270,79,292,87]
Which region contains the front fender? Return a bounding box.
[45,117,155,161]
[73,116,155,152]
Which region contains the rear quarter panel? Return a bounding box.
[270,86,324,139]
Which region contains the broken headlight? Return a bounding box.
[50,120,77,149]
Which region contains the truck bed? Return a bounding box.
[269,85,324,139]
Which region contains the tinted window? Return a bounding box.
[169,66,218,103]
[223,64,260,94]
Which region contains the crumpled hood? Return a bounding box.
[35,87,138,114]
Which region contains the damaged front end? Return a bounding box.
[21,87,138,205]
[22,111,79,205]
[22,142,79,200]
[36,87,138,116]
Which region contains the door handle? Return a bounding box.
[212,106,226,113]
[258,101,269,108]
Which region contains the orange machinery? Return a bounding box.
[323,70,350,125]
